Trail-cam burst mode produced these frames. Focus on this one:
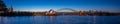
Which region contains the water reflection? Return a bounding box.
[0,16,120,24]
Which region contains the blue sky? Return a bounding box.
[2,0,120,12]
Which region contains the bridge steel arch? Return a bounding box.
[56,8,77,12]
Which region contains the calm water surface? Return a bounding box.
[0,16,120,24]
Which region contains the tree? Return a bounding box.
[0,0,7,11]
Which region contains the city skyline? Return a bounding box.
[2,0,120,12]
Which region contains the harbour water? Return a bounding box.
[0,16,120,24]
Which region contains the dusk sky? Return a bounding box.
[2,0,120,12]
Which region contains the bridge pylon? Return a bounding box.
[79,10,83,16]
